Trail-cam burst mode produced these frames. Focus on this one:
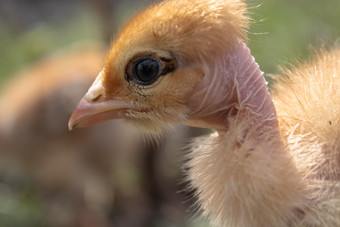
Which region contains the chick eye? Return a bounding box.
[128,56,161,85]
[135,58,160,84]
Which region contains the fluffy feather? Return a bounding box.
[273,48,340,226]
[188,47,340,226]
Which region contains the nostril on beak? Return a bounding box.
[85,73,105,103]
[91,94,102,102]
[85,87,104,103]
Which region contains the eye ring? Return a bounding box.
[126,55,161,85]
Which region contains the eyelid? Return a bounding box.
[160,58,177,75]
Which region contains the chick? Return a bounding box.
[69,0,340,226]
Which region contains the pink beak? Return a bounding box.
[68,69,141,130]
[68,69,142,130]
[68,96,139,130]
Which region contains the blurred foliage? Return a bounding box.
[0,181,44,227]
[248,0,340,74]
[0,8,100,87]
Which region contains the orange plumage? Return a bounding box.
[69,0,340,226]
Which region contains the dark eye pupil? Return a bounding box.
[134,59,159,84]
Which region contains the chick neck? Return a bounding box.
[185,41,278,133]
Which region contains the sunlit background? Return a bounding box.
[0,0,340,226]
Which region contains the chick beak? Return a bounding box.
[68,71,138,130]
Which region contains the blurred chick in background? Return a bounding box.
[0,44,112,227]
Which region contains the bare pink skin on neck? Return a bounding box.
[185,42,278,132]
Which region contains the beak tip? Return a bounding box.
[68,119,75,131]
[68,113,79,131]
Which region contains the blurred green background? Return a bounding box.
[0,0,339,227]
[1,0,340,87]
[248,0,340,74]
